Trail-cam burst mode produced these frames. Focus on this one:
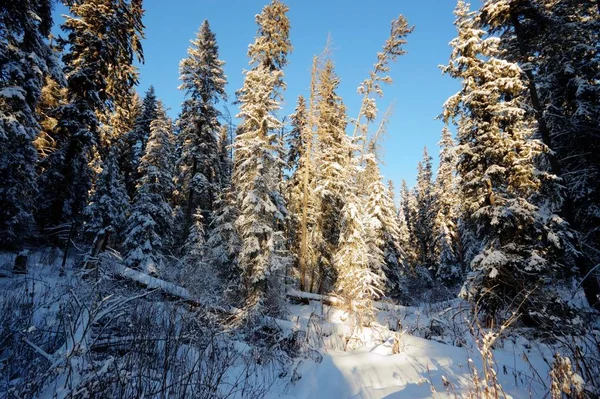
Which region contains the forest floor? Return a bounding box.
[0,248,594,398]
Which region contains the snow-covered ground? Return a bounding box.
[0,249,594,399]
[265,298,553,399]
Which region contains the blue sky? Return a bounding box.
[53,0,461,189]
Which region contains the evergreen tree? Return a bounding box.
[335,186,383,325]
[121,86,156,199]
[413,147,436,268]
[399,179,418,265]
[34,75,68,160]
[205,187,241,293]
[0,0,57,247]
[433,127,462,284]
[37,0,144,228]
[285,95,313,288]
[442,1,573,323]
[83,148,130,245]
[363,152,403,297]
[314,60,349,293]
[123,102,174,275]
[217,124,233,187]
[478,0,600,310]
[232,0,292,313]
[182,208,206,271]
[286,95,307,171]
[175,20,227,247]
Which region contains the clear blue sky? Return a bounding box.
[53,0,461,190]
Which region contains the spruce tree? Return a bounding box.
[83,148,130,246]
[413,147,436,268]
[217,124,233,187]
[477,0,600,310]
[363,152,403,297]
[399,179,418,266]
[175,20,227,247]
[121,86,157,199]
[0,0,57,247]
[314,60,349,293]
[37,0,144,228]
[232,0,292,313]
[286,95,307,171]
[205,187,241,294]
[123,102,174,275]
[433,127,462,284]
[334,187,383,325]
[442,1,573,323]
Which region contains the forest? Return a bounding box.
[0,0,599,398]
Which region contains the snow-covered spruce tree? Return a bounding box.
[0,0,58,247]
[285,95,306,275]
[396,185,413,265]
[442,1,573,325]
[232,0,292,314]
[120,86,156,199]
[478,0,600,311]
[314,59,350,294]
[82,148,130,246]
[123,102,174,275]
[37,0,144,229]
[205,187,241,298]
[363,151,403,297]
[180,207,215,290]
[433,127,462,285]
[217,124,232,187]
[34,75,68,160]
[100,0,144,144]
[175,20,227,248]
[286,95,307,172]
[399,179,417,265]
[413,147,437,268]
[334,178,384,326]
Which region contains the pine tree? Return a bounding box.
[285,94,313,289]
[396,186,412,264]
[232,0,292,313]
[121,86,156,199]
[314,60,349,293]
[413,147,436,268]
[205,187,241,294]
[433,127,462,284]
[0,0,57,247]
[83,148,130,245]
[34,75,68,160]
[182,208,208,283]
[335,186,383,325]
[399,179,418,266]
[123,102,174,275]
[363,152,403,297]
[477,0,600,311]
[286,95,307,171]
[37,0,144,228]
[217,124,233,187]
[175,20,227,247]
[442,1,573,323]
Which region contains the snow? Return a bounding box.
[0,249,591,399]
